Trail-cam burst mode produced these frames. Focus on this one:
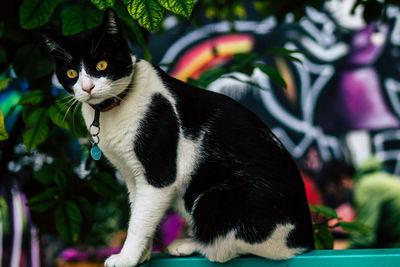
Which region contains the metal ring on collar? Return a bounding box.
[89,124,100,136]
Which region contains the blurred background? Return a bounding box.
[2,0,400,266]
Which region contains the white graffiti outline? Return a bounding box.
[255,44,340,161]
[301,6,337,47]
[384,78,400,118]
[387,6,400,46]
[373,129,400,175]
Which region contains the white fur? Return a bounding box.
[167,224,303,263]
[198,224,304,262]
[77,57,304,266]
[167,238,198,256]
[172,132,203,232]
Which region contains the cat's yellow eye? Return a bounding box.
[66,69,77,79]
[96,60,108,71]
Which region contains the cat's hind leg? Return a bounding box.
[197,232,240,263]
[197,224,304,263]
[237,223,306,260]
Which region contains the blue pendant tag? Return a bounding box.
[90,143,102,160]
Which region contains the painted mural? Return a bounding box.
[148,1,400,175]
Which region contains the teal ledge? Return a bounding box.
[142,249,400,267]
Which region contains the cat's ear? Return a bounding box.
[101,8,121,35]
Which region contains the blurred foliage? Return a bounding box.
[0,0,398,246]
[188,47,302,90]
[310,205,371,249]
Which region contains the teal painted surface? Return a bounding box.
[141,249,400,267]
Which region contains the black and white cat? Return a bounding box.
[43,9,314,267]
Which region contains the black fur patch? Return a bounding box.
[134,93,179,188]
[155,66,314,249]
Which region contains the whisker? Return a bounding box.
[57,96,76,106]
[91,39,94,55]
[72,101,81,131]
[54,46,73,62]
[63,98,78,124]
[93,33,105,55]
[56,96,74,103]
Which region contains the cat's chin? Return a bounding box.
[77,94,107,105]
[86,97,106,105]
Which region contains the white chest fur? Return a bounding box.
[80,60,202,186]
[81,61,166,175]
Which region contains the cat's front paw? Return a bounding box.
[104,254,138,267]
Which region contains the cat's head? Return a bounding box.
[43,9,133,105]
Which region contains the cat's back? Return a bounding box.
[154,66,297,174]
[153,66,314,252]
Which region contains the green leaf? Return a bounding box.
[26,187,59,212]
[22,107,50,151]
[267,47,302,56]
[124,0,165,32]
[224,75,266,90]
[61,5,103,35]
[19,0,58,29]
[197,67,226,87]
[73,196,93,223]
[13,45,39,78]
[0,197,10,234]
[0,109,8,141]
[34,165,56,185]
[313,221,334,249]
[19,90,45,106]
[233,53,258,66]
[309,205,338,219]
[35,159,74,187]
[13,45,54,79]
[0,78,12,91]
[157,0,194,19]
[114,2,152,61]
[267,47,303,64]
[55,201,82,243]
[50,100,88,138]
[89,172,122,197]
[253,63,287,88]
[35,55,55,77]
[24,107,47,128]
[91,0,116,10]
[336,221,371,233]
[187,78,201,88]
[230,63,255,76]
[54,171,67,190]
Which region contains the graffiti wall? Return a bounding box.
[148,1,400,175]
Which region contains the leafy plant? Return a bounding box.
[310,205,371,249]
[26,158,124,242]
[187,47,302,90]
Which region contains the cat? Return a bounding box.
[43,8,314,267]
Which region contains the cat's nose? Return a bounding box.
[82,84,95,94]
